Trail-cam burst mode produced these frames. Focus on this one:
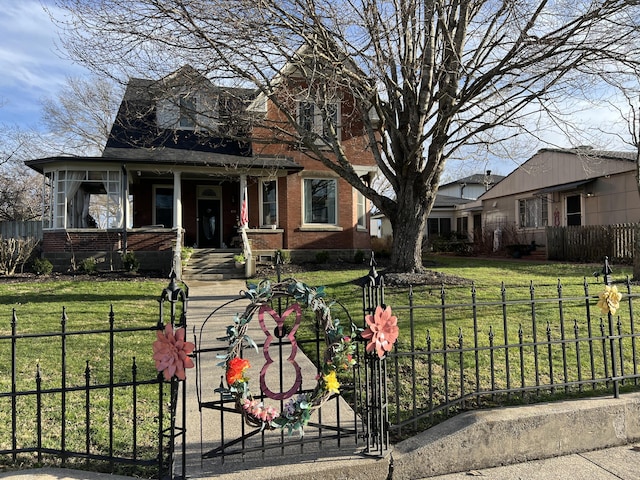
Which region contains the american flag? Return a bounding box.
[240,186,248,227]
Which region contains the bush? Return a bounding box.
[80,257,97,274]
[354,249,366,264]
[315,251,330,264]
[121,251,140,272]
[181,246,194,266]
[0,236,40,275]
[32,257,53,276]
[371,236,392,259]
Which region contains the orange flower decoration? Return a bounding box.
[226,357,251,386]
[361,305,399,358]
[153,324,195,381]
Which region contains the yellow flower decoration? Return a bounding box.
[323,371,340,395]
[597,285,622,315]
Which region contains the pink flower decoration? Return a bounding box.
[153,324,195,381]
[361,305,399,358]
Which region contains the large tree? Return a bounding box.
[53,0,640,272]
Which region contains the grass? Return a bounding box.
[257,255,640,437]
[0,276,171,476]
[0,255,636,471]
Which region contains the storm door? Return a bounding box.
[197,186,222,248]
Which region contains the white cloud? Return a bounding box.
[0,0,88,127]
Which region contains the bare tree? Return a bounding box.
[39,75,121,156]
[53,0,640,272]
[0,126,44,221]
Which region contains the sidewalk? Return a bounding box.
[1,277,640,480]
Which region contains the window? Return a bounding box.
[518,197,548,228]
[154,187,174,228]
[156,90,217,131]
[566,195,581,226]
[260,179,278,226]
[427,218,452,236]
[356,190,367,229]
[179,94,196,128]
[303,178,337,225]
[297,100,340,142]
[456,217,468,235]
[44,169,122,229]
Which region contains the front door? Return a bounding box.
[198,199,221,248]
[566,195,581,226]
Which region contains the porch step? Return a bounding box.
[182,248,246,281]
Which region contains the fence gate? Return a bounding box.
[191,258,391,471]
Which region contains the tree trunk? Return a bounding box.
[388,194,429,272]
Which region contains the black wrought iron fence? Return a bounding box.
[362,259,640,441]
[0,276,186,479]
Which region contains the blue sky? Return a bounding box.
[0,0,632,177]
[0,0,88,129]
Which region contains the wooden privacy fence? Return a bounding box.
[547,224,636,263]
[0,221,42,240]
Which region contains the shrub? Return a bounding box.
[80,257,97,274]
[371,236,392,259]
[354,249,366,264]
[32,257,53,276]
[0,236,40,275]
[181,246,194,266]
[121,251,140,272]
[315,251,330,264]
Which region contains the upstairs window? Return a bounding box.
[179,94,196,128]
[297,100,340,142]
[157,91,217,131]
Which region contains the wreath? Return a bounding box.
[219,278,358,435]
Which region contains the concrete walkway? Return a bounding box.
[2,277,640,479]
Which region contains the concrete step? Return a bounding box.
[183,248,246,281]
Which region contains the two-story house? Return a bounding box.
[25,64,377,274]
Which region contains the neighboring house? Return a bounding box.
[25,64,377,273]
[438,171,504,200]
[372,171,503,241]
[459,147,640,247]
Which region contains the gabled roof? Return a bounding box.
[105,65,257,157]
[440,172,505,189]
[433,194,473,208]
[477,147,636,201]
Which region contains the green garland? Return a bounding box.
[219,278,358,436]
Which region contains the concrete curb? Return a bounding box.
[391,392,640,479]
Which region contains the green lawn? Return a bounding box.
[0,256,635,471]
[0,276,170,475]
[258,255,640,436]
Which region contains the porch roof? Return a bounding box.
[25,149,303,174]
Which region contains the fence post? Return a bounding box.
[158,272,189,479]
[361,254,390,457]
[601,257,620,398]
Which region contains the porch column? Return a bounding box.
[173,171,183,230]
[173,171,183,278]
